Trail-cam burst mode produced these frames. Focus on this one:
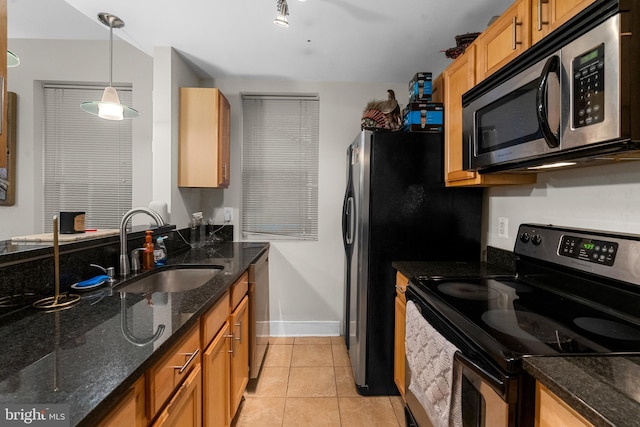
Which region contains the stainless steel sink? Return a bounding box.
[116,266,222,293]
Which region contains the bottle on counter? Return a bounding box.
[154,236,168,267]
[142,230,155,270]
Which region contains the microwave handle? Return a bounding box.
[536,55,560,148]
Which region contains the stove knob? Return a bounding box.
[532,234,543,246]
[520,232,530,243]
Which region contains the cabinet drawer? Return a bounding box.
[147,321,201,420]
[202,290,229,348]
[231,272,248,310]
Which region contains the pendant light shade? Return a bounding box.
[274,0,289,27]
[7,50,20,67]
[81,13,138,120]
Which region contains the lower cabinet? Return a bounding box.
[203,321,231,427]
[230,295,249,417]
[535,382,594,427]
[100,269,254,427]
[152,364,203,427]
[393,272,409,399]
[97,377,146,427]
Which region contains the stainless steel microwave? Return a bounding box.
[463,1,640,174]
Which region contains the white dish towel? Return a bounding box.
[405,300,463,427]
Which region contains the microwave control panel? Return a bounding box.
[573,43,605,128]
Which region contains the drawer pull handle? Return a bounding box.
[225,334,235,354]
[395,285,406,293]
[173,348,199,374]
[512,16,522,50]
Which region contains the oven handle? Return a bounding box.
[454,351,505,396]
[536,55,560,149]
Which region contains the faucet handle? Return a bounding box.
[90,263,116,282]
[130,249,145,273]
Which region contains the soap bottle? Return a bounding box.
[154,236,168,266]
[142,230,154,270]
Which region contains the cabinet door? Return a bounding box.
[535,382,594,427]
[98,377,146,427]
[152,364,203,427]
[393,295,407,399]
[475,0,531,82]
[203,321,231,427]
[531,0,596,45]
[443,47,478,185]
[230,295,249,418]
[178,88,230,188]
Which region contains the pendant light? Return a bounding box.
[7,51,20,67]
[81,13,138,121]
[274,0,289,28]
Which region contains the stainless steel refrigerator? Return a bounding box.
[342,130,482,395]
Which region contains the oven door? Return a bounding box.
[405,286,524,427]
[462,51,561,172]
[405,355,513,427]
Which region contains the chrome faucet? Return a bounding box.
[119,208,166,277]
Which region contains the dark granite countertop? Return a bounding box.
[0,241,269,427]
[524,356,640,427]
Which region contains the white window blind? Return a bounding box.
[242,94,319,240]
[43,85,133,232]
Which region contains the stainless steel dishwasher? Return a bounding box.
[249,250,270,378]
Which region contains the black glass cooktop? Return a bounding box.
[411,275,640,360]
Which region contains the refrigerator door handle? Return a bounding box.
[346,197,355,245]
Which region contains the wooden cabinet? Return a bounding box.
[147,321,201,421]
[179,87,230,188]
[230,295,249,417]
[535,382,594,427]
[98,377,146,427]
[475,0,531,82]
[203,321,231,427]
[201,272,250,426]
[393,272,409,399]
[152,364,203,427]
[531,0,596,45]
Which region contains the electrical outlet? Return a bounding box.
[223,207,233,222]
[498,217,509,239]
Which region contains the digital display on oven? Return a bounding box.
[559,235,618,266]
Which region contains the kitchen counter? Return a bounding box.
[0,241,268,426]
[524,356,640,427]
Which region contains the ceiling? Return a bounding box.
[8,0,513,83]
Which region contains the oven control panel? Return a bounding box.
[514,224,640,287]
[559,235,618,266]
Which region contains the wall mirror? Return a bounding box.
[0,91,16,206]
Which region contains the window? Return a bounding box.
[43,84,133,231]
[242,94,319,240]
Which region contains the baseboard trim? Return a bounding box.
[268,321,341,337]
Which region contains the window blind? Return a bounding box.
[43,85,133,231]
[242,94,319,240]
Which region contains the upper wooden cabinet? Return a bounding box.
[179,88,230,188]
[475,0,531,82]
[531,0,597,45]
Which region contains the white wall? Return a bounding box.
[1,39,153,240]
[213,78,406,335]
[485,161,640,251]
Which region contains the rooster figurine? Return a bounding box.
[361,89,402,131]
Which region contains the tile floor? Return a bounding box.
[233,336,406,427]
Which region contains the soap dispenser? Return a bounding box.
[142,230,154,270]
[154,236,168,266]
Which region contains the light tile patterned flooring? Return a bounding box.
[233,336,406,427]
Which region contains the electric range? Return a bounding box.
[405,223,640,427]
